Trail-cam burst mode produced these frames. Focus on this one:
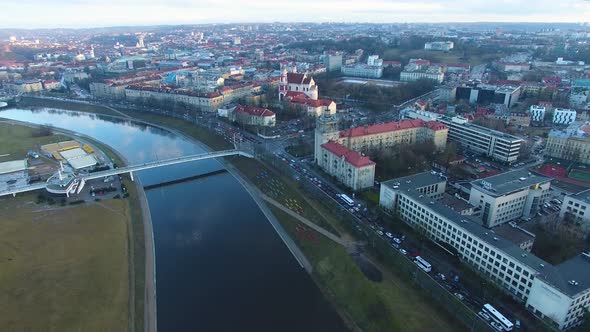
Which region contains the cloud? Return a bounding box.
[0,0,588,28]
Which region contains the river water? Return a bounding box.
[0,107,348,332]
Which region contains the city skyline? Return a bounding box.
[1,0,590,29]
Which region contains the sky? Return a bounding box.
[1,0,590,29]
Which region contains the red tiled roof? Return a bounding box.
[321,141,375,168]
[234,104,275,117]
[285,91,308,99]
[287,72,312,84]
[339,119,447,138]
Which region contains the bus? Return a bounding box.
[338,194,355,207]
[414,256,432,272]
[483,303,514,331]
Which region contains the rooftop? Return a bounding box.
[340,118,447,138]
[471,169,552,197]
[321,141,375,168]
[382,171,446,191]
[538,253,590,298]
[234,104,275,117]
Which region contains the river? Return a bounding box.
[0,107,348,332]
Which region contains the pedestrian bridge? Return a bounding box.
[0,149,253,197]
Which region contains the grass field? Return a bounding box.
[0,122,69,160]
[0,194,129,332]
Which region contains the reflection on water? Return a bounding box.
[0,107,348,332]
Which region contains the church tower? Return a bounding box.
[278,63,288,101]
[314,110,340,163]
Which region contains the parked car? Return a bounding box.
[454,293,464,301]
[478,311,491,321]
[377,230,384,236]
[399,248,407,255]
[385,232,393,239]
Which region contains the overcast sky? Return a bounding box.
[1,0,590,29]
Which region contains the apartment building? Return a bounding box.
[4,79,43,94]
[439,116,523,163]
[337,118,448,153]
[227,104,276,127]
[318,141,375,191]
[545,121,590,165]
[530,105,546,122]
[379,173,590,330]
[469,169,552,228]
[553,108,577,125]
[125,84,225,112]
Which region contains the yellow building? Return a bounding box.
[337,118,448,152]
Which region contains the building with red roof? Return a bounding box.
[337,118,448,152]
[228,104,276,127]
[319,141,375,190]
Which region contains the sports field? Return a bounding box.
[568,169,590,182]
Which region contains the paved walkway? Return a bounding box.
[260,193,358,249]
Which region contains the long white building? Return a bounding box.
[379,172,590,331]
[439,116,523,164]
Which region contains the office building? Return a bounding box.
[559,189,590,230]
[424,41,454,51]
[545,121,590,165]
[469,169,551,228]
[553,108,577,125]
[456,84,521,108]
[439,116,523,163]
[379,173,590,330]
[318,141,375,191]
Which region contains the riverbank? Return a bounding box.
[0,122,131,332]
[108,108,463,331]
[10,99,462,331]
[0,118,152,332]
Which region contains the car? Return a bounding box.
[478,311,491,321]
[399,248,407,255]
[454,293,464,301]
[515,319,521,329]
[391,242,400,249]
[490,321,503,331]
[377,230,384,236]
[392,238,401,244]
[436,273,446,281]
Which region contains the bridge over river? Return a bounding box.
[0,148,253,197]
